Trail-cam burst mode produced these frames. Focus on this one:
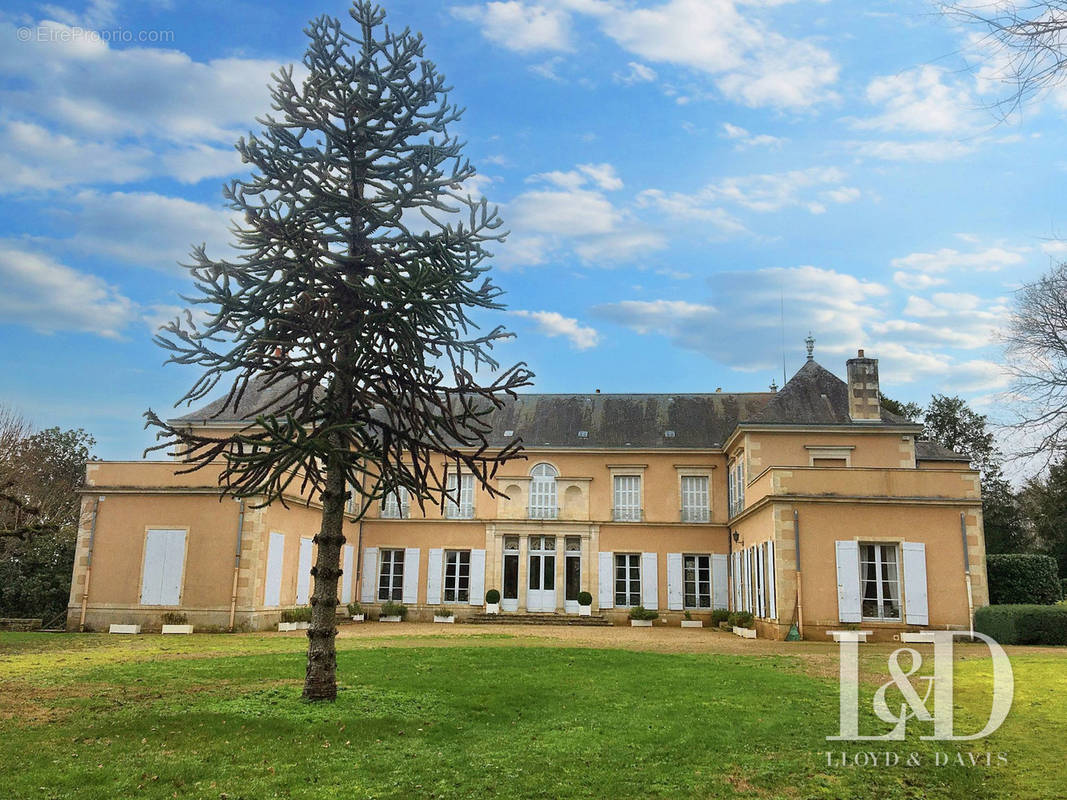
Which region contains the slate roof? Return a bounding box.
[744,360,911,426]
[915,440,971,462]
[171,359,932,451]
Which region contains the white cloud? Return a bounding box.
[512,309,600,349]
[451,2,573,53]
[0,242,136,338]
[453,0,839,110]
[846,139,977,162]
[720,122,786,149]
[856,66,978,135]
[577,163,623,190]
[891,246,1026,275]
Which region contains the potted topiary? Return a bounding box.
[279,607,312,631]
[680,610,702,629]
[628,606,659,627]
[347,602,365,622]
[577,591,593,617]
[161,611,193,635]
[730,611,756,638]
[433,606,455,623]
[379,601,407,622]
[485,589,501,614]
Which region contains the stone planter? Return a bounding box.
[433,615,455,624]
[296,621,310,630]
[630,619,653,627]
[379,615,402,623]
[161,624,194,635]
[680,620,703,628]
[109,624,140,634]
[900,632,933,644]
[732,626,756,639]
[828,630,871,643]
[277,622,298,632]
[350,614,365,622]
[485,603,499,615]
[578,605,592,617]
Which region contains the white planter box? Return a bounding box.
[578,606,592,617]
[161,624,193,635]
[900,632,934,644]
[433,616,455,623]
[733,626,757,639]
[296,621,310,630]
[350,614,365,622]
[485,603,499,615]
[380,615,402,623]
[630,619,653,627]
[680,620,703,628]
[277,622,298,632]
[828,630,871,643]
[109,624,140,635]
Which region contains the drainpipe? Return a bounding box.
[960,512,974,641]
[228,499,246,632]
[78,496,103,632]
[794,508,804,639]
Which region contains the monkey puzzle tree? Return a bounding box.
[145,2,532,701]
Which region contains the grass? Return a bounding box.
[0,628,1062,799]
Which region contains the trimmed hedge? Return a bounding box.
[974,604,1067,645]
[986,554,1061,605]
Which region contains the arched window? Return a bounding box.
[529,463,558,519]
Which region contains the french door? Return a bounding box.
[502,536,519,612]
[564,537,581,613]
[526,535,556,612]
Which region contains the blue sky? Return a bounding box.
[0,0,1062,459]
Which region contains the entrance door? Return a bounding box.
[564,536,581,613]
[502,536,519,612]
[526,535,556,612]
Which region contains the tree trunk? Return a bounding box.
[302,446,346,702]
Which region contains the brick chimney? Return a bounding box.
[846,349,880,422]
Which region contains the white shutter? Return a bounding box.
[666,553,683,610]
[902,541,929,626]
[265,531,285,607]
[402,548,420,604]
[755,545,765,618]
[469,549,486,606]
[742,549,751,612]
[361,546,378,603]
[766,540,777,620]
[730,551,739,610]
[296,537,313,605]
[835,540,862,623]
[426,548,443,605]
[341,545,355,604]
[712,553,728,610]
[641,552,658,610]
[140,530,167,605]
[598,551,614,608]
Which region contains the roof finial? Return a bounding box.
[805,332,815,362]
[769,378,779,392]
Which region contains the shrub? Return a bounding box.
[987,554,1061,605]
[380,601,408,619]
[346,602,363,616]
[281,606,312,623]
[710,608,730,625]
[577,591,593,606]
[628,606,659,621]
[975,604,1067,645]
[161,612,187,625]
[436,607,454,618]
[683,610,692,621]
[485,589,501,604]
[1062,579,1067,601]
[728,611,754,628]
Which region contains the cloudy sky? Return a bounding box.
[1,0,1062,458]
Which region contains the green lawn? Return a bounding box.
[0,629,1062,799]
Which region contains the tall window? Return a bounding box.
[529,463,558,519]
[613,475,642,521]
[381,487,409,519]
[860,543,901,620]
[378,549,404,601]
[680,475,710,522]
[683,554,712,608]
[446,474,475,519]
[443,550,471,602]
[614,553,641,606]
[727,457,744,517]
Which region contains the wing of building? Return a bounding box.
[68,349,987,640]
